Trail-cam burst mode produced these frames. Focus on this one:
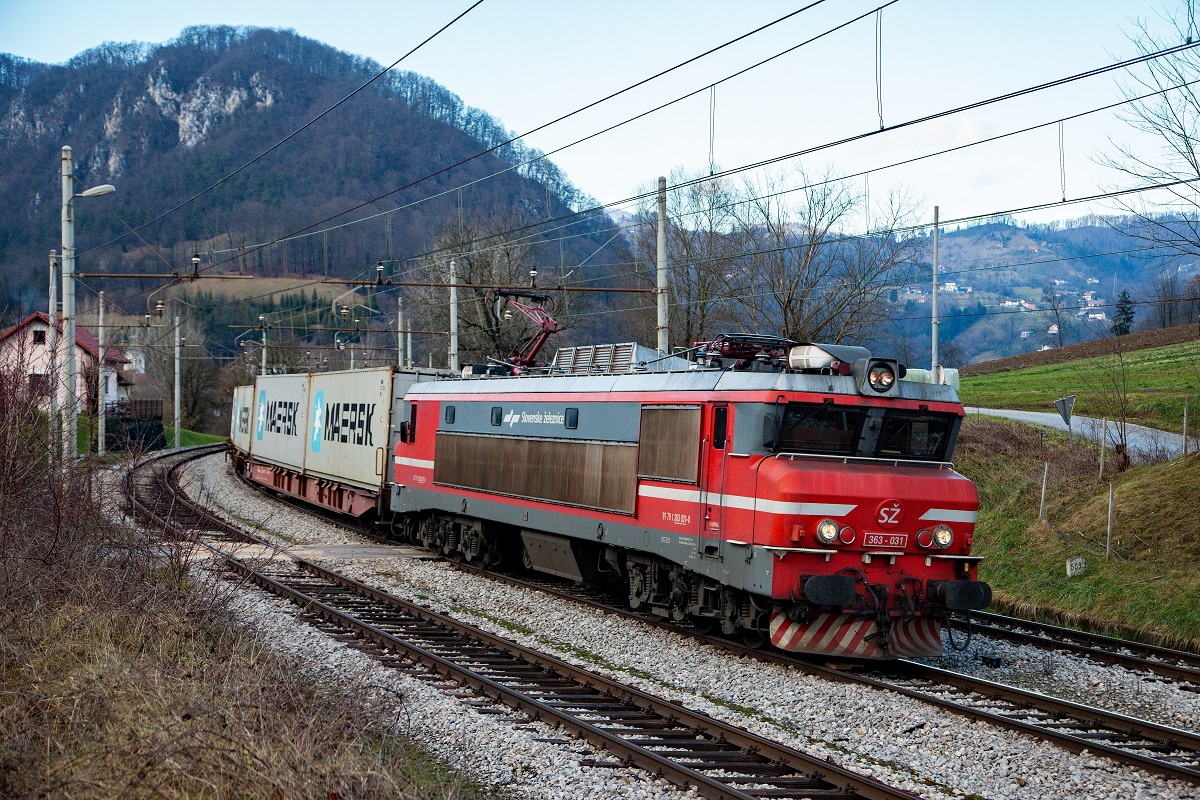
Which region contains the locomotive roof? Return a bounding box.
[404,367,962,405]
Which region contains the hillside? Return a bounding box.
[960,321,1200,376]
[889,219,1189,368]
[957,416,1200,652]
[0,26,619,323]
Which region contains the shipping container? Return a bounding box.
[305,367,394,490]
[249,374,310,471]
[230,384,254,453]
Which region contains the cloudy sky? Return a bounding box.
[0,1,1186,229]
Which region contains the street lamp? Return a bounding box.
[61,145,115,464]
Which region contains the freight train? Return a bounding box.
[228,335,991,659]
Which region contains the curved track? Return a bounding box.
[126,448,921,800]
[214,450,1200,784]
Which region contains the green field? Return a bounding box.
[959,339,1200,434]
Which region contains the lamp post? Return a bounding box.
[97,291,106,456]
[48,250,59,463]
[61,145,115,464]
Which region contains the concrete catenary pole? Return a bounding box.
[931,205,940,372]
[48,250,59,462]
[97,291,106,456]
[656,176,669,355]
[174,315,181,449]
[397,296,404,368]
[61,147,77,463]
[260,317,268,374]
[449,259,459,373]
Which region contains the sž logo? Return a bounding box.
[875,499,903,528]
[322,402,376,446]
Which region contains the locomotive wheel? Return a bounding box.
[740,628,766,649]
[628,567,646,610]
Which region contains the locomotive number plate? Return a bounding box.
[863,532,908,548]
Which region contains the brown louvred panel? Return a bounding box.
[434,432,637,514]
[637,406,701,483]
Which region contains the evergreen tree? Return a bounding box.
[1111,289,1135,336]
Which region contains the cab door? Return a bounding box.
[699,404,730,559]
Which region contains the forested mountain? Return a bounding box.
[0,25,617,322]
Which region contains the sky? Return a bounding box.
[0,0,1189,231]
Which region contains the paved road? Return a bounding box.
[966,407,1194,461]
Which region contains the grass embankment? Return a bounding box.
[2,383,484,798]
[956,415,1200,651]
[959,338,1200,434]
[163,426,227,446]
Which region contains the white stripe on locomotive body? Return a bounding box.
[919,508,978,523]
[395,456,435,470]
[636,484,856,517]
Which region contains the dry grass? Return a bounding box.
[0,365,490,799]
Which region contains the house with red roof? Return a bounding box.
[0,311,131,413]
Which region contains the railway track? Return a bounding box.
[201,449,1200,785]
[126,448,922,800]
[948,611,1200,687]
[447,565,1200,786]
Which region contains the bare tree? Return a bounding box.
[631,170,743,348]
[731,170,925,344]
[418,213,564,367]
[1042,286,1072,346]
[1149,267,1187,328]
[143,318,224,432]
[1102,11,1200,256]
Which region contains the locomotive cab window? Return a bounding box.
[875,411,955,461]
[490,406,503,426]
[565,407,579,429]
[769,402,865,455]
[444,405,456,424]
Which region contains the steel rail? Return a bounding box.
[222,456,1200,783]
[127,449,919,800]
[444,563,1200,785]
[948,611,1200,685]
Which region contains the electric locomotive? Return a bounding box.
[229,334,990,659]
[388,335,990,659]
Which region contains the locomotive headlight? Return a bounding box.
[816,519,840,545]
[867,363,896,392]
[933,525,954,549]
[916,529,935,549]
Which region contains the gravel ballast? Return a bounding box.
[184,454,1200,799]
